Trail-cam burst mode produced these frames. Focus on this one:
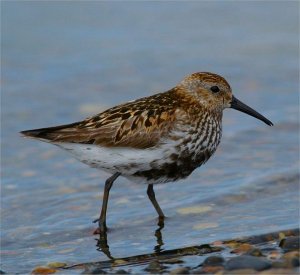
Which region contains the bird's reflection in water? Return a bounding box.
[154,219,164,253]
[95,230,114,259]
[95,220,165,259]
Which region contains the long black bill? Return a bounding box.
[230,96,273,126]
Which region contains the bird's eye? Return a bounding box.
[210,86,220,93]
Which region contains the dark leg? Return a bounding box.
[147,184,165,225]
[93,172,121,234]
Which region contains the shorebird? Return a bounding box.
[21,72,273,234]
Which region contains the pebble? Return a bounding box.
[246,248,263,257]
[283,250,300,262]
[225,255,271,271]
[169,267,190,274]
[197,266,224,273]
[267,250,281,260]
[202,256,225,266]
[144,261,165,273]
[31,266,57,274]
[224,241,241,249]
[272,251,300,268]
[279,236,300,251]
[232,243,253,254]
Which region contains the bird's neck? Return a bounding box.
[172,87,223,122]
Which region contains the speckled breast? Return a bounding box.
[132,113,222,184]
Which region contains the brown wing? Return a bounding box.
[21,91,180,149]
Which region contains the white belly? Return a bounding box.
[55,142,177,178]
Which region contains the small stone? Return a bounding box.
[283,250,300,260]
[272,250,300,268]
[225,255,271,271]
[246,248,263,257]
[197,244,223,254]
[201,266,224,273]
[232,243,254,254]
[144,261,164,272]
[279,236,300,251]
[267,250,281,260]
[202,256,225,266]
[31,266,56,274]
[278,232,286,241]
[169,267,190,274]
[224,241,241,249]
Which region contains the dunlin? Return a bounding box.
[21,72,273,233]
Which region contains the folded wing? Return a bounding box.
[21,92,179,149]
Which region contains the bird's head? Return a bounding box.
[179,72,273,126]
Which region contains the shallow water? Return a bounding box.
[1,2,299,273]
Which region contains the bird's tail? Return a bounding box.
[20,122,81,142]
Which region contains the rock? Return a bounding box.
[224,241,241,249]
[232,243,254,254]
[267,250,281,260]
[272,250,300,268]
[199,266,224,273]
[198,244,223,254]
[279,236,300,251]
[202,256,225,266]
[283,250,300,262]
[144,261,164,273]
[246,248,263,257]
[31,266,57,274]
[225,255,271,271]
[169,267,190,274]
[283,250,299,257]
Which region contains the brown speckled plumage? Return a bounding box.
[21,72,273,233]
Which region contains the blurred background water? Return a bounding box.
[1,1,299,273]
